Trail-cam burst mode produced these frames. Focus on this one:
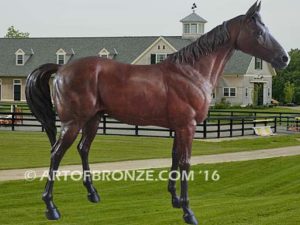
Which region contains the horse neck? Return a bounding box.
[193,44,234,88]
[192,17,241,88]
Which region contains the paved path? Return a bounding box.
[0,146,299,181]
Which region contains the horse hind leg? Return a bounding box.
[42,123,80,220]
[77,115,100,203]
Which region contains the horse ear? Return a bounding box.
[246,1,261,18]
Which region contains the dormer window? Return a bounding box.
[56,49,66,65]
[255,57,263,70]
[15,49,25,66]
[99,48,110,58]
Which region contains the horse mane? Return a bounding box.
[167,21,231,65]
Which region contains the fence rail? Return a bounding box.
[1,110,299,139]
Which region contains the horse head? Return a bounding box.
[235,1,290,69]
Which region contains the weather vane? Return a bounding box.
[192,3,197,12]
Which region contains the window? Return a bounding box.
[16,54,24,65]
[100,54,108,58]
[156,54,167,63]
[224,87,236,97]
[13,79,21,101]
[255,57,263,70]
[15,49,25,65]
[190,24,198,33]
[198,24,204,34]
[56,49,66,65]
[184,24,190,33]
[57,54,65,65]
[151,54,168,64]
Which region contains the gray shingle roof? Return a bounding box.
[0,36,251,77]
[180,12,207,23]
[224,50,252,74]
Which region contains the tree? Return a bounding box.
[283,81,295,104]
[273,49,300,104]
[4,26,29,38]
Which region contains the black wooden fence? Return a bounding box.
[1,110,300,138]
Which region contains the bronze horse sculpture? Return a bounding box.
[26,2,289,224]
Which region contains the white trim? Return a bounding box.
[56,48,66,64]
[15,49,25,66]
[131,36,177,64]
[243,74,272,78]
[13,79,22,101]
[99,48,110,58]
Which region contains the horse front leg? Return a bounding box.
[168,133,181,208]
[176,124,198,225]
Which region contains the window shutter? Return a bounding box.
[151,54,156,64]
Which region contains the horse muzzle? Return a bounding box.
[271,53,290,69]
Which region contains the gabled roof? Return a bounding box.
[0,37,180,76]
[0,36,253,77]
[180,12,207,23]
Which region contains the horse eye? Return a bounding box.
[257,30,263,37]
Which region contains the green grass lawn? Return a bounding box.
[0,156,299,225]
[1,131,300,170]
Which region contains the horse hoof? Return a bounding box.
[88,192,100,203]
[183,213,198,225]
[45,207,61,220]
[172,196,181,208]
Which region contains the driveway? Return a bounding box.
[0,146,299,181]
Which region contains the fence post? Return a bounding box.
[264,118,267,127]
[203,120,207,139]
[230,118,233,137]
[135,125,139,136]
[253,119,256,135]
[217,119,220,138]
[280,113,282,125]
[103,115,106,135]
[169,130,173,138]
[274,117,277,133]
[11,105,15,131]
[241,118,245,136]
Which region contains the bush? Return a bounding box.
[213,98,231,109]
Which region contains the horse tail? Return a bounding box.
[25,63,61,147]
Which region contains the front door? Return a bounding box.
[254,83,264,106]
